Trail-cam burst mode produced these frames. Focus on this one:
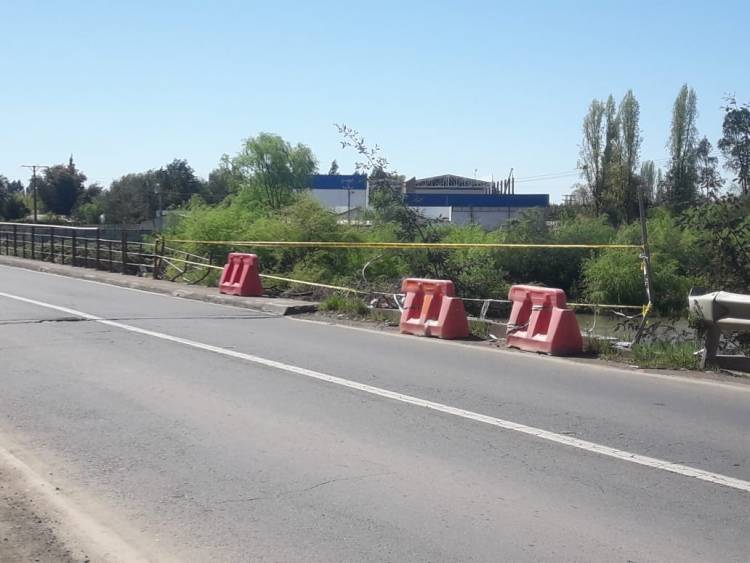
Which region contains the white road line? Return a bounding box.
[2,290,749,495]
[5,261,750,395]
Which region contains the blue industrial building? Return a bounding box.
[307,173,548,228]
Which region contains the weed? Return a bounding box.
[319,293,369,316]
[630,341,700,370]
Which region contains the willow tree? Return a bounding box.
[232,133,318,210]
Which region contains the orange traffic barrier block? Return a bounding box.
[399,278,470,339]
[505,285,583,355]
[219,253,263,297]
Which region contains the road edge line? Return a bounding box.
[1,290,748,495]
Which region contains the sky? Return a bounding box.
[1,0,748,202]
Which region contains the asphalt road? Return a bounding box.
[0,264,748,562]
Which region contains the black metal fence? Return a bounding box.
[0,222,159,276]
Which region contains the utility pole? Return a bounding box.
[633,178,655,344]
[21,164,49,223]
[342,178,352,225]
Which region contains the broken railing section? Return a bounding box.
[689,289,750,371]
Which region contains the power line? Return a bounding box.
[515,169,579,181]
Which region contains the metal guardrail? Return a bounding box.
[0,222,158,276]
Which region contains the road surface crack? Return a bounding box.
[0,317,88,325]
[216,472,394,505]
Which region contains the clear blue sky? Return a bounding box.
[2,0,748,201]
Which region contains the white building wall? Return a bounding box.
[450,207,528,229]
[310,189,367,210]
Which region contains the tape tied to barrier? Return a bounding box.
[154,246,648,313]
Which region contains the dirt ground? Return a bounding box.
[0,465,84,563]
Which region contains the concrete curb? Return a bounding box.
[0,255,318,316]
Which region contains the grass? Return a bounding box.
[319,293,369,316]
[369,309,399,325]
[630,341,700,370]
[585,337,701,370]
[584,336,616,357]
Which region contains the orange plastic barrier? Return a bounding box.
[399,278,470,339]
[505,285,583,355]
[219,253,263,297]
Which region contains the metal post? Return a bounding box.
[71,229,77,267]
[32,168,38,224]
[108,240,114,272]
[121,231,127,274]
[12,225,17,257]
[152,237,164,280]
[83,237,89,267]
[30,226,35,260]
[95,228,101,270]
[50,227,55,262]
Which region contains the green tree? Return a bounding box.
[0,176,29,220]
[601,94,623,219]
[155,159,206,209]
[579,99,606,214]
[0,175,9,219]
[717,97,750,196]
[640,160,657,203]
[204,156,237,204]
[72,183,104,224]
[103,172,159,224]
[231,133,318,210]
[328,160,340,175]
[680,195,750,293]
[38,156,87,216]
[665,84,699,210]
[618,90,641,222]
[695,137,723,198]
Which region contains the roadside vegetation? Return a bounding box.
[2,87,749,370]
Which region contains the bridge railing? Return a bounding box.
[0,222,158,276]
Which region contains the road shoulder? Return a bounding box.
[0,456,82,563]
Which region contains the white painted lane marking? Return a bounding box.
[5,261,750,395]
[2,290,749,494]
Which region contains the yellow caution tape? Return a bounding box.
[163,239,643,250]
[159,251,648,311]
[642,302,653,317]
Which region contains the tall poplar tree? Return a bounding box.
[665,84,699,210]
